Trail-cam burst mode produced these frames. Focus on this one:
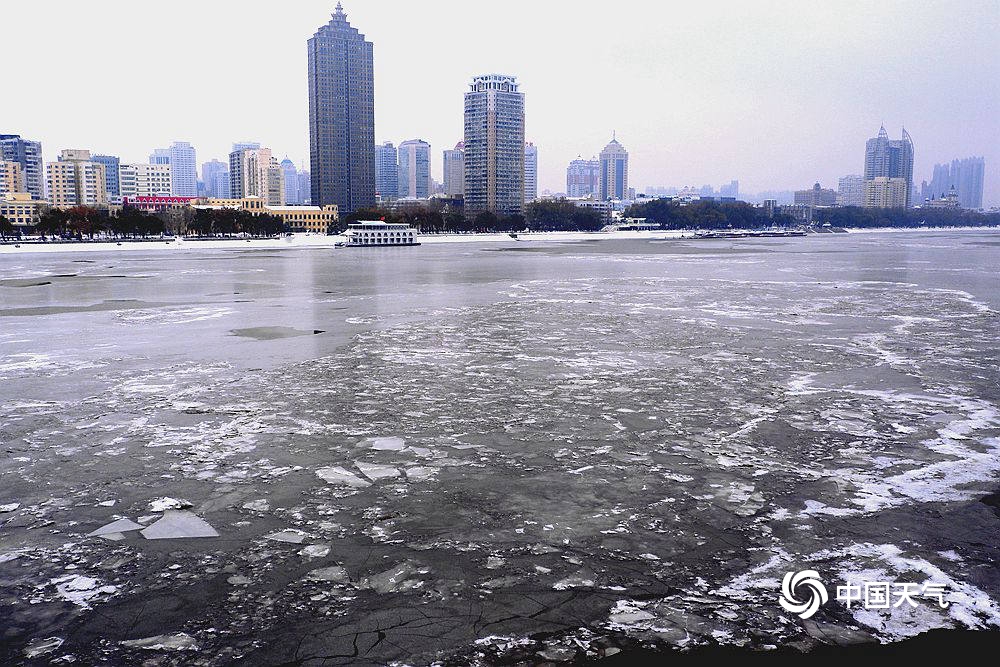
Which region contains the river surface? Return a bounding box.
[1,230,999,664]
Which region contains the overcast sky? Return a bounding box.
[6,0,999,203]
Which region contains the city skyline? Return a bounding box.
[3,0,998,205]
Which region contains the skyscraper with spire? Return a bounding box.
[864,125,914,208]
[598,134,629,201]
[307,3,375,214]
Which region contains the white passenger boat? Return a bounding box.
[342,221,420,247]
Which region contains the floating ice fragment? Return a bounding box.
[120,632,199,651]
[97,499,116,507]
[148,497,192,512]
[0,503,20,513]
[140,511,219,539]
[304,566,349,583]
[51,574,116,608]
[356,462,401,481]
[265,529,310,544]
[87,518,143,537]
[364,436,406,451]
[242,499,270,512]
[316,466,371,487]
[299,544,331,558]
[24,637,63,658]
[405,466,436,481]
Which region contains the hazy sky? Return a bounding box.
[6,0,999,204]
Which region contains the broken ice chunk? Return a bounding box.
[405,466,437,481]
[148,497,193,512]
[356,462,400,481]
[299,544,331,558]
[316,466,371,487]
[363,436,406,451]
[24,637,64,658]
[87,518,143,537]
[265,529,310,544]
[120,632,199,651]
[140,511,219,539]
[51,574,116,608]
[304,566,350,583]
[0,503,20,513]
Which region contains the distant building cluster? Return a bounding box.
[2,4,991,235]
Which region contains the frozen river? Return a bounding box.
[1,230,999,664]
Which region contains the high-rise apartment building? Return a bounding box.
[0,161,25,197]
[0,134,44,200]
[119,163,173,199]
[46,149,108,207]
[566,157,599,197]
[524,142,538,203]
[837,174,865,207]
[864,176,908,209]
[201,159,230,199]
[864,126,914,207]
[229,146,274,201]
[442,142,464,197]
[463,73,525,217]
[267,157,285,206]
[599,135,629,201]
[162,141,197,196]
[91,155,121,202]
[397,139,431,199]
[374,141,398,202]
[307,3,375,213]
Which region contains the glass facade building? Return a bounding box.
[307,3,375,214]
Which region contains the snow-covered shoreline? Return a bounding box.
[0,229,689,254]
[1,225,997,255]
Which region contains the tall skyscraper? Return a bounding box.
[837,174,865,207]
[374,141,398,202]
[397,139,430,199]
[599,135,629,201]
[463,73,525,217]
[307,3,375,214]
[864,125,914,207]
[201,159,230,198]
[566,157,599,197]
[91,155,121,202]
[0,134,44,200]
[443,142,464,197]
[162,141,197,196]
[46,150,108,207]
[524,142,538,203]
